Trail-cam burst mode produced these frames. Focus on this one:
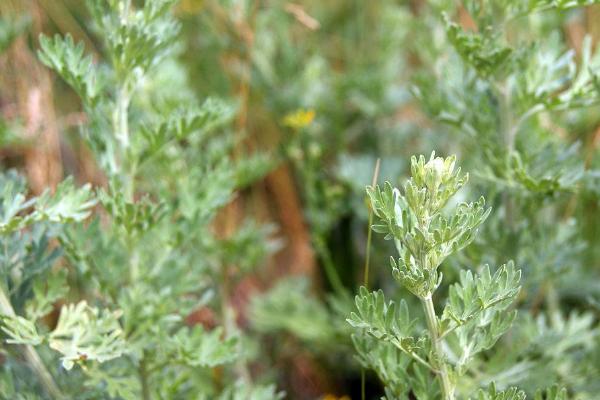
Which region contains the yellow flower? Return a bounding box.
[177,0,204,14]
[282,109,315,129]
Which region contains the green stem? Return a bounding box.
[546,283,561,327]
[139,352,150,400]
[220,265,252,384]
[497,82,515,230]
[361,370,366,400]
[116,87,130,150]
[129,244,140,284]
[363,221,373,288]
[421,294,454,400]
[114,0,134,199]
[113,86,134,200]
[387,337,435,372]
[111,19,146,393]
[0,287,64,399]
[364,158,380,289]
[361,158,380,400]
[313,235,345,296]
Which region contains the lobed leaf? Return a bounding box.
[48,301,126,370]
[168,326,238,368]
[472,383,526,400]
[441,262,521,336]
[38,34,102,106]
[0,314,43,346]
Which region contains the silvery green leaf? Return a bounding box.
[441,262,521,336]
[38,34,102,106]
[0,315,43,346]
[168,326,238,368]
[471,383,526,400]
[534,385,568,400]
[35,178,96,224]
[25,269,68,322]
[48,301,125,370]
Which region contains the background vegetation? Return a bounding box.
[0,0,599,399]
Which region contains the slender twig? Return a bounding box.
[508,104,544,141]
[496,81,516,230]
[361,371,366,400]
[363,158,380,288]
[390,338,436,372]
[361,158,380,400]
[139,351,150,400]
[313,235,346,295]
[0,286,64,399]
[362,329,436,373]
[114,86,134,199]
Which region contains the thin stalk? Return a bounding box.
[497,82,515,230]
[139,351,150,400]
[115,86,130,150]
[0,287,64,399]
[361,373,366,400]
[387,337,435,372]
[112,9,146,393]
[361,158,380,400]
[111,38,138,287]
[114,1,134,200]
[115,91,141,294]
[421,294,454,400]
[546,284,561,327]
[114,87,134,200]
[363,158,380,288]
[301,162,345,294]
[313,235,345,296]
[219,265,252,384]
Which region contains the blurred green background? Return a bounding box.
[1,1,600,398]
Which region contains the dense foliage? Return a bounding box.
[0,0,599,399]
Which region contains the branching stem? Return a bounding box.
[421,294,454,400]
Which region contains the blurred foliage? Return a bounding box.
[0,0,598,399]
